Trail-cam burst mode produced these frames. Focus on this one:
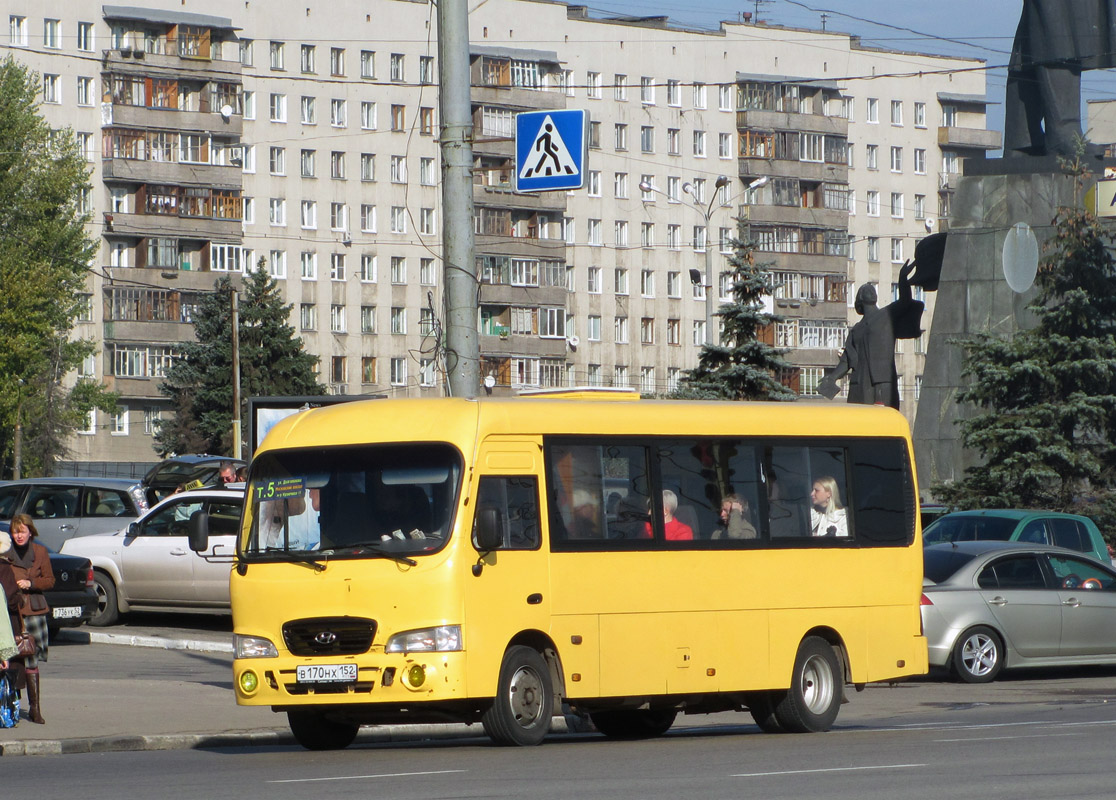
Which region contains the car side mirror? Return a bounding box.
[188,509,210,553]
[474,506,504,553]
[126,522,139,538]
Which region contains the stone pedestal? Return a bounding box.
[913,166,1096,493]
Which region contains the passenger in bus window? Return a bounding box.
[570,489,603,539]
[644,489,693,541]
[809,477,848,537]
[715,493,757,540]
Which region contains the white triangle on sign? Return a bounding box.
[519,114,580,180]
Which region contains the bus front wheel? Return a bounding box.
[772,636,842,733]
[481,645,554,746]
[591,708,677,739]
[287,709,360,751]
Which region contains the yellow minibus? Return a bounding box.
[193,393,927,749]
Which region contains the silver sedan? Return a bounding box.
[922,541,1116,682]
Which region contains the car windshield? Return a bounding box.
[243,443,462,559]
[923,515,1018,545]
[923,548,978,583]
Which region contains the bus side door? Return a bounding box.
[463,439,552,696]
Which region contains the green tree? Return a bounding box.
[674,223,797,401]
[156,265,325,456]
[935,170,1116,535]
[0,57,116,477]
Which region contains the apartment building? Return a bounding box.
[3,1,993,468]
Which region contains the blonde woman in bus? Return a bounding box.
[809,476,848,537]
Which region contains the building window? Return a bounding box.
[269,93,287,122]
[269,198,286,226]
[300,200,316,229]
[301,149,316,178]
[43,18,60,49]
[614,73,628,101]
[890,146,902,173]
[359,254,377,282]
[693,82,707,109]
[9,15,27,46]
[390,206,407,233]
[586,71,601,99]
[359,101,377,130]
[330,253,346,281]
[391,307,407,334]
[666,318,681,345]
[300,303,317,331]
[614,316,629,344]
[667,128,680,156]
[614,123,628,151]
[360,305,376,334]
[642,76,656,105]
[914,194,926,220]
[420,157,436,185]
[866,191,879,217]
[390,155,406,183]
[42,74,60,104]
[914,101,926,128]
[300,44,316,73]
[641,222,654,249]
[891,99,903,125]
[390,357,406,386]
[391,256,407,284]
[300,96,316,125]
[330,356,347,385]
[891,192,903,218]
[587,315,601,341]
[362,357,377,384]
[269,41,285,70]
[361,50,376,79]
[330,47,345,76]
[914,148,927,175]
[420,107,434,135]
[300,251,317,280]
[269,146,286,175]
[614,220,629,248]
[614,267,629,295]
[587,266,601,294]
[693,130,706,158]
[891,238,904,263]
[268,250,287,278]
[866,97,878,123]
[587,218,601,246]
[330,202,348,232]
[361,153,376,182]
[667,224,681,250]
[330,151,346,180]
[719,84,733,111]
[391,104,405,131]
[867,237,879,262]
[640,318,655,345]
[419,55,435,84]
[331,304,346,333]
[330,99,347,127]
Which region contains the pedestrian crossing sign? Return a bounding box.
[515,109,588,192]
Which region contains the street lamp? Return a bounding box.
[638,174,768,347]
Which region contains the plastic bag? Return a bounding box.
[0,672,18,728]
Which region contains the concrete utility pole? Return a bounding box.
[231,288,242,460]
[438,0,479,397]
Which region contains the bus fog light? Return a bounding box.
[239,670,260,694]
[405,664,427,688]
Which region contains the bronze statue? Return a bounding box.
[1004,0,1116,157]
[818,262,924,409]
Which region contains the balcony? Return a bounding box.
[478,333,568,358]
[938,126,1001,151]
[102,158,241,189]
[102,104,243,136]
[471,84,566,113]
[103,211,241,241]
[737,108,847,137]
[101,49,243,82]
[473,183,566,212]
[747,203,847,230]
[739,158,848,185]
[479,281,567,307]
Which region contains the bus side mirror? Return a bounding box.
[474,506,504,552]
[188,510,210,553]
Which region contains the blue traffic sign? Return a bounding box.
[515,109,588,193]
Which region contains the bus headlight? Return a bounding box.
[385,625,463,654]
[235,634,278,659]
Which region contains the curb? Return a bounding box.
[0,719,574,757]
[54,627,234,654]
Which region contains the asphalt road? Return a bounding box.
[9,613,1116,798]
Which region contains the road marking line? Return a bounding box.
[269,769,466,784]
[934,732,1082,742]
[733,764,926,778]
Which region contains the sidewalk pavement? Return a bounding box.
[0,625,560,758]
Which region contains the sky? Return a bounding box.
[575,0,1116,141]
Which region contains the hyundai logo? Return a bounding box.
[60,571,71,583]
[314,631,339,645]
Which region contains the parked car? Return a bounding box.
[60,488,244,627]
[922,541,1116,683]
[923,509,1110,565]
[0,477,149,551]
[142,455,245,503]
[0,520,98,633]
[919,503,951,531]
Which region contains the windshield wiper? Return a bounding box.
[260,546,327,571]
[324,541,418,566]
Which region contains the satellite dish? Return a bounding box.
[924,217,935,233]
[220,104,234,120]
[1002,221,1039,293]
[567,335,580,349]
[483,375,496,389]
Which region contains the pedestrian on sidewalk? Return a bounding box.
[0,531,19,667]
[4,515,54,724]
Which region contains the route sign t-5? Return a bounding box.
[515,109,588,192]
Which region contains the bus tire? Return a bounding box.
[746,691,784,733]
[772,636,842,733]
[481,645,553,746]
[287,710,360,751]
[951,625,1003,683]
[591,708,677,739]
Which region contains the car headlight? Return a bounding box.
[235,634,278,659]
[385,625,463,654]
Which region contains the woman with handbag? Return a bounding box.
[6,515,54,724]
[0,530,19,668]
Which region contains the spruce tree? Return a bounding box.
[156,265,325,456]
[674,221,797,401]
[0,57,116,476]
[935,169,1116,533]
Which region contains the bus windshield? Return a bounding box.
[243,443,462,559]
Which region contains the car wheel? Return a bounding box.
[952,625,1003,683]
[590,708,677,739]
[287,710,359,750]
[89,572,120,627]
[481,645,553,746]
[772,636,843,733]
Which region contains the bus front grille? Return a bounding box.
[282,616,377,656]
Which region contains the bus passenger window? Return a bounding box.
[474,476,540,550]
[546,442,652,547]
[765,445,849,540]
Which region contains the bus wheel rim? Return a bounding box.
[508,665,544,726]
[801,654,835,714]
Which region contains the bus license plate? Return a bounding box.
[52,606,82,620]
[297,663,358,684]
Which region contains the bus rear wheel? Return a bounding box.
[287,709,360,750]
[772,636,842,733]
[482,645,554,746]
[591,708,677,739]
